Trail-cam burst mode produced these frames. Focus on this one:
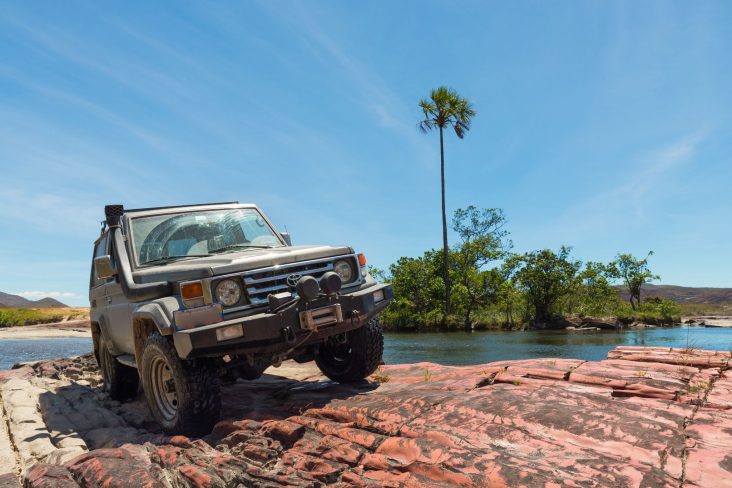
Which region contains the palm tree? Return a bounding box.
[419,86,476,318]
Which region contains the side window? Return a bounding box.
[90,234,109,288]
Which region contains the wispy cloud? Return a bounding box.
[0,11,191,103]
[255,2,434,167]
[0,188,100,235]
[613,130,707,219]
[544,130,708,240]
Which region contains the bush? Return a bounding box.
[614,299,681,325]
[0,308,81,328]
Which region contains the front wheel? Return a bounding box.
[315,319,384,383]
[140,333,220,436]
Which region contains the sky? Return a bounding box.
[0,1,731,306]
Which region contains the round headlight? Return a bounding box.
[333,259,354,283]
[215,279,242,306]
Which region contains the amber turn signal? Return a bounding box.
[181,281,203,300]
[358,253,367,267]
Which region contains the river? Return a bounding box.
[383,325,732,365]
[1,325,731,370]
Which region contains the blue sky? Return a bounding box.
[1,1,730,306]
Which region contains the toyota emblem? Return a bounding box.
[286,273,302,287]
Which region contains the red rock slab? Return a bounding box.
[704,373,732,410]
[18,348,732,487]
[0,473,21,488]
[366,362,504,392]
[684,409,732,487]
[610,353,727,369]
[486,358,585,374]
[0,366,33,384]
[608,347,729,368]
[668,347,731,358]
[568,359,698,400]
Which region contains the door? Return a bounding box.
[89,234,110,325]
[103,235,135,354]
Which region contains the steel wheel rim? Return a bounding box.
[323,338,353,365]
[150,355,178,421]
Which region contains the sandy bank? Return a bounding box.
[685,315,732,328]
[0,320,91,339]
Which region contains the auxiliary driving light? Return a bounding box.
[319,271,342,295]
[295,275,320,301]
[373,289,385,303]
[216,324,243,342]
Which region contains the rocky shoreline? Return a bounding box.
[1,347,731,486]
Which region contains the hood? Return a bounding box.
[132,245,354,284]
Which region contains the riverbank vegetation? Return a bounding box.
[0,308,89,327]
[374,206,681,331]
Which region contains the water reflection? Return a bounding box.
[383,326,732,366]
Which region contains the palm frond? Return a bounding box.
[418,120,434,133]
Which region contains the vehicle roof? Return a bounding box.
[123,202,257,219]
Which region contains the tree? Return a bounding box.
[383,251,445,328]
[607,252,660,310]
[510,246,581,326]
[451,206,511,328]
[567,261,619,316]
[418,87,476,318]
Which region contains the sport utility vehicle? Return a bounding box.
[90,203,392,435]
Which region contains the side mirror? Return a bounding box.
[280,232,292,246]
[95,255,117,280]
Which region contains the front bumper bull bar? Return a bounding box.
[172,283,393,359]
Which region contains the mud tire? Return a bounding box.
[141,332,220,436]
[98,337,139,401]
[315,318,384,383]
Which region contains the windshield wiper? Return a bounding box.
[141,254,212,266]
[209,244,276,254]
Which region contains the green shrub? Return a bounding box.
[614,299,681,325]
[0,309,67,327]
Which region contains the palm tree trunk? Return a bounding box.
[439,126,451,318]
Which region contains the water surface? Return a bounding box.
[383,325,732,365]
[1,326,730,370]
[0,338,93,370]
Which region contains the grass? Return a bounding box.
[688,381,710,393]
[0,307,89,328]
[423,367,432,382]
[373,367,391,383]
[678,303,732,317]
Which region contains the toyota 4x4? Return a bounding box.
[90,202,392,435]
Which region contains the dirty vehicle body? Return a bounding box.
[89,202,392,435]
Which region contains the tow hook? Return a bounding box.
[282,326,296,345]
[349,309,362,326]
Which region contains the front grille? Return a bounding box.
[242,258,340,305]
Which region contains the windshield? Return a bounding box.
[130,208,283,266]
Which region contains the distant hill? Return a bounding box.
[33,297,71,308]
[0,291,69,308]
[619,284,732,305]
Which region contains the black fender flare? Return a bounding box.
[132,297,181,336]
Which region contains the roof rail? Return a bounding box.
[122,201,240,213]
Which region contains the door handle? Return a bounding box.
[106,296,112,304]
